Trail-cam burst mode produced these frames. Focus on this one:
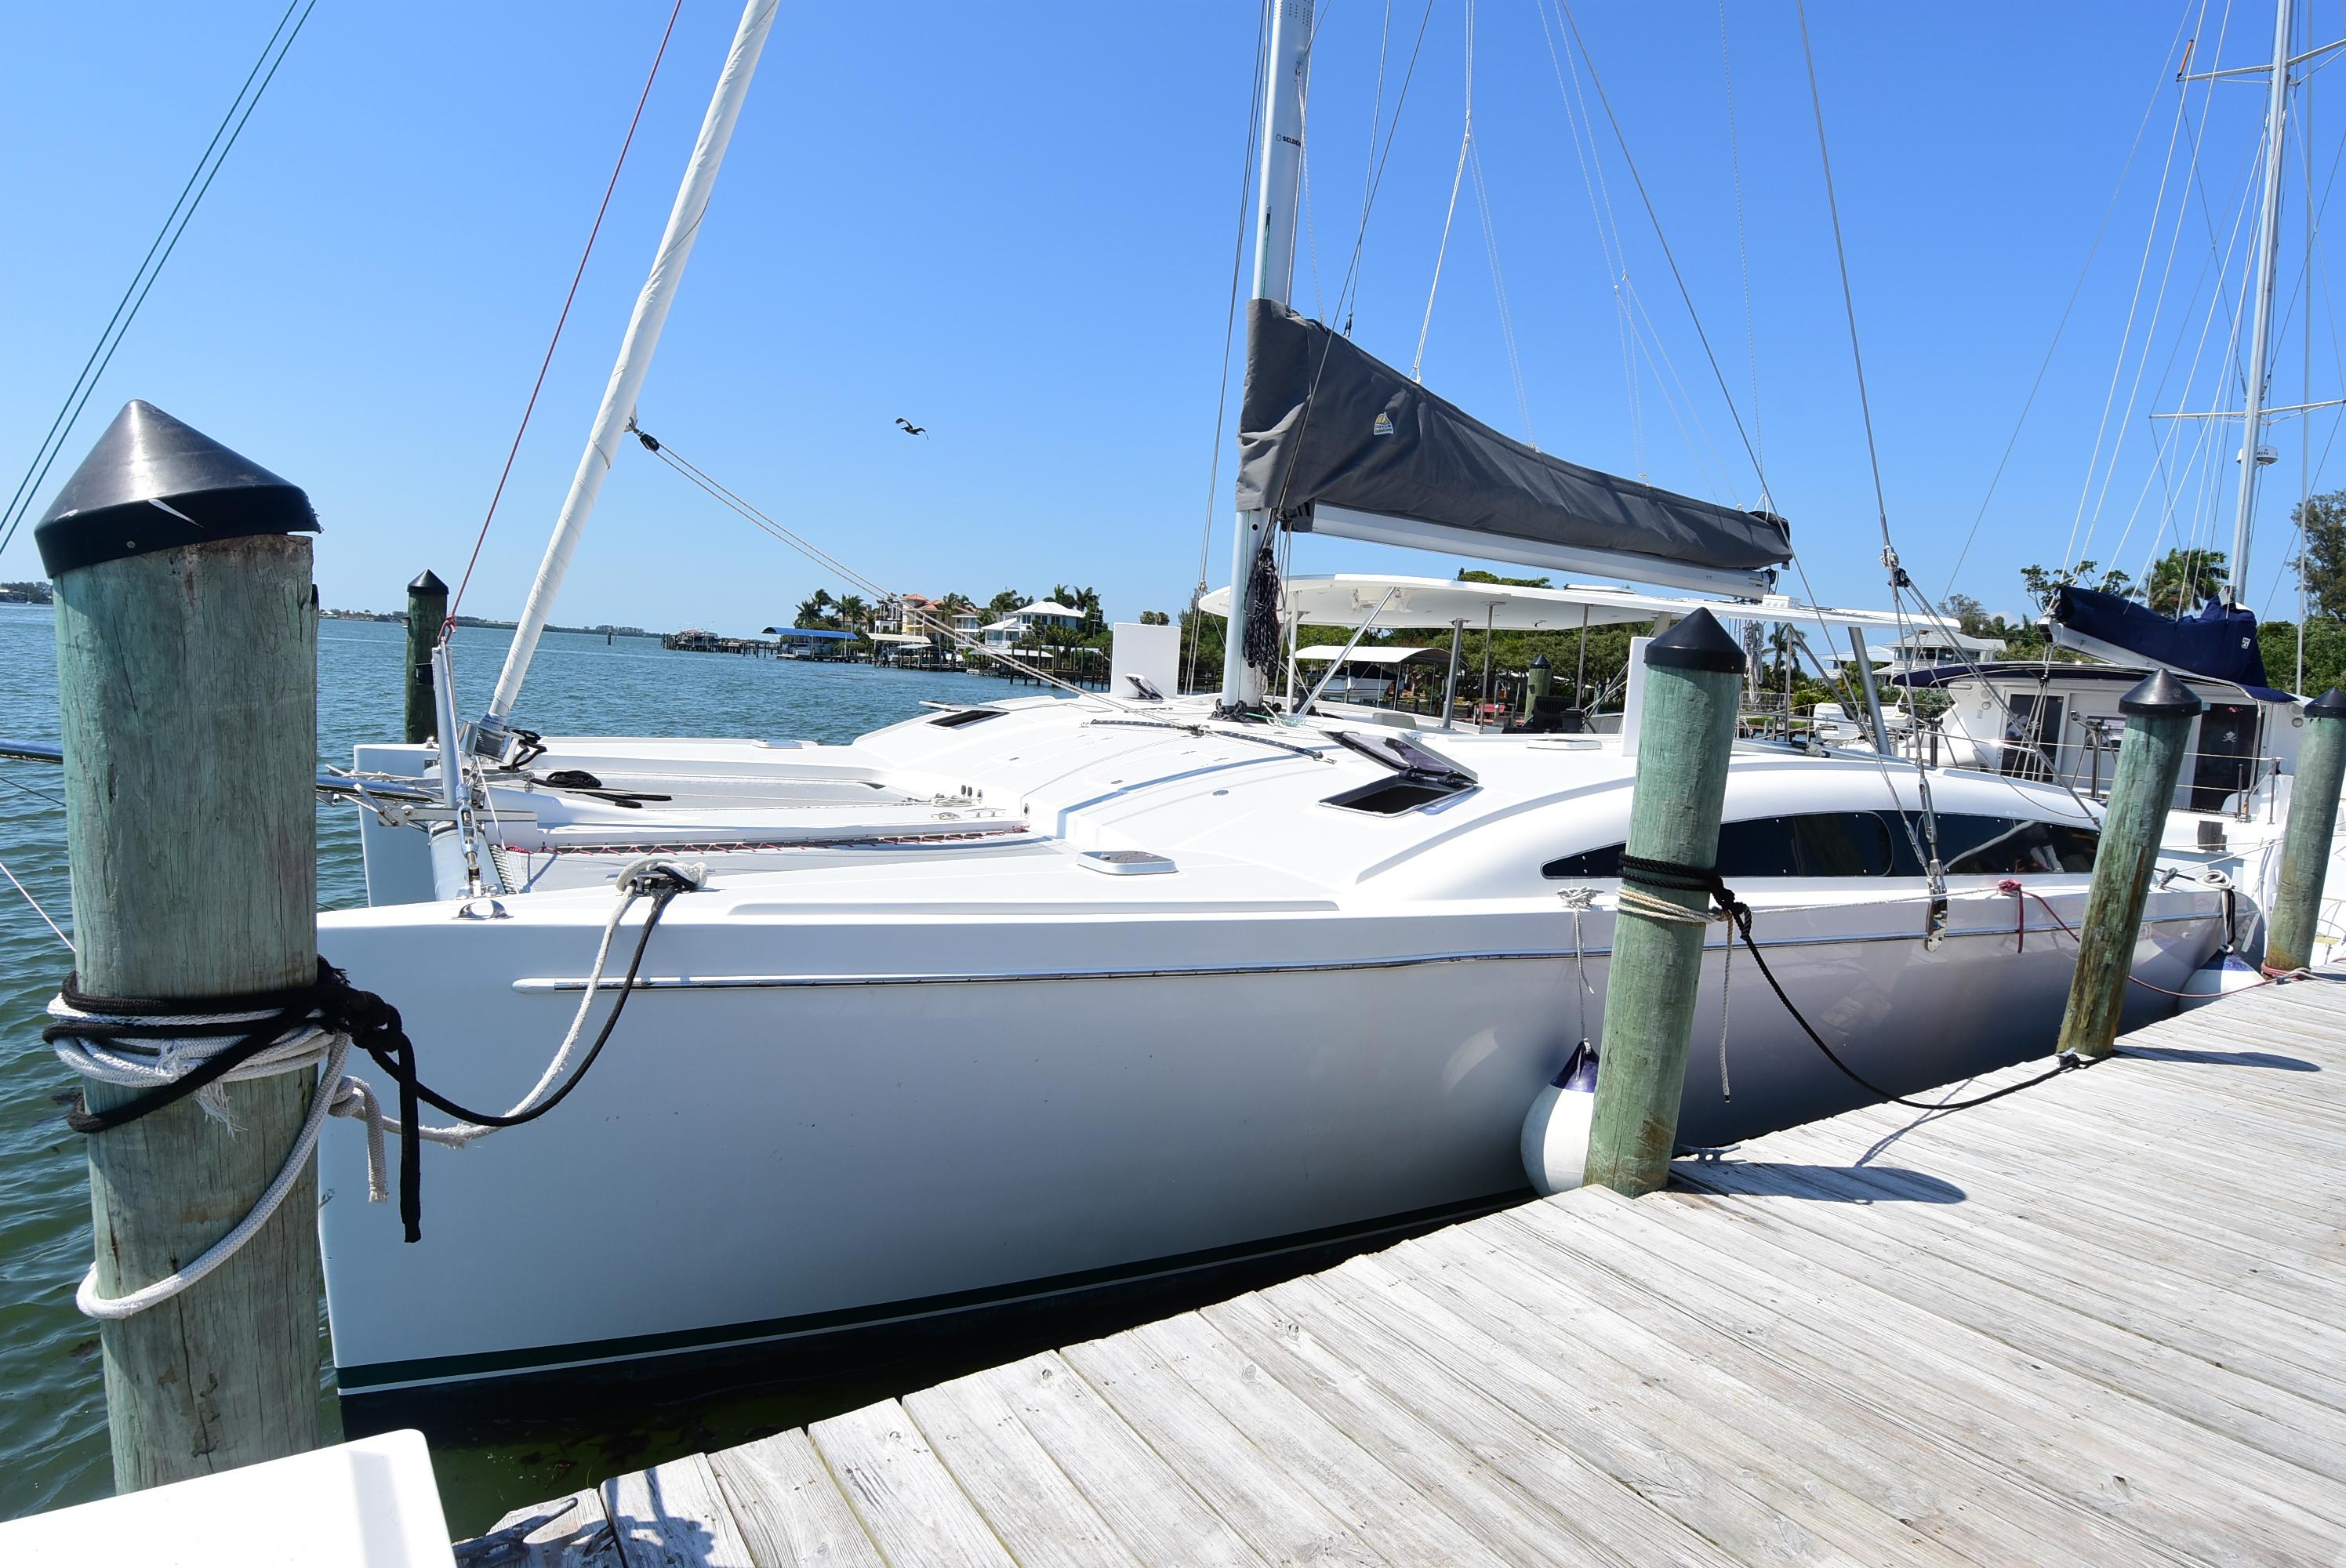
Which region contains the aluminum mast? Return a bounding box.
[1219,0,1312,710]
[2226,0,2296,604]
[485,0,780,730]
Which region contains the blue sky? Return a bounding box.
[2,2,2334,637]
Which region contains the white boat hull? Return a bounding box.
[318,880,2215,1400]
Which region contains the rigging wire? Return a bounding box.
[1533,0,1643,476]
[0,852,71,950]
[1467,139,1535,445]
[1184,3,1274,697]
[630,427,1135,711]
[1716,0,1763,487]
[443,0,686,633]
[1356,0,1396,334]
[0,0,317,564]
[1792,0,1963,920]
[0,767,67,810]
[1552,0,1769,497]
[2063,0,2224,575]
[1412,0,1476,383]
[1941,6,2196,593]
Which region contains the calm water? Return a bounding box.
[0,604,994,1531]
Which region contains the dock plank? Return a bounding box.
[808,1399,1016,1568]
[706,1428,887,1567]
[1394,1219,2174,1566]
[901,1375,1146,1568]
[1526,1192,2346,1562]
[466,971,2346,1566]
[959,1352,1268,1568]
[470,1491,622,1568]
[604,1452,759,1568]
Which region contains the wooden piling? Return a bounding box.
[1583,608,1745,1197]
[34,401,325,1489]
[2266,686,2346,971]
[404,570,447,745]
[2057,669,2202,1060]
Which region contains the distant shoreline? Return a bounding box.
[318,609,657,637]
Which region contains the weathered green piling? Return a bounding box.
[2266,687,2346,972]
[1584,609,1746,1196]
[2057,670,2203,1060]
[404,569,448,745]
[35,401,324,1489]
[1527,652,1552,706]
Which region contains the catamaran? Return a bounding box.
[312,0,2230,1416]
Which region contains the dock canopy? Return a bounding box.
[1235,302,1792,583]
[763,627,855,640]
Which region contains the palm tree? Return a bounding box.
[2144,548,2229,615]
[837,593,869,630]
[1068,585,1105,637]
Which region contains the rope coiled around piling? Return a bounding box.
[45,855,702,1319]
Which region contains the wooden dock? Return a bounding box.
[464,974,2346,1566]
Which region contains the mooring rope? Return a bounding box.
[1614,853,2088,1113]
[44,855,701,1319]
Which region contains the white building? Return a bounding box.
[980,599,1084,652]
[1823,625,2006,680]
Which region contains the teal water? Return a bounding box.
[0,603,993,1530]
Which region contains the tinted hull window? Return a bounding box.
[1545,811,2096,880]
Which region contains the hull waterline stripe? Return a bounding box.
[333,1189,1520,1394]
[508,911,2214,992]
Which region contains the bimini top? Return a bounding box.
[1234,302,1792,581]
[1292,645,1448,666]
[1199,573,1909,633]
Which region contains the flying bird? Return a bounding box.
[895,417,928,437]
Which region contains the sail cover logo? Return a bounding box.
[1372,412,1395,436]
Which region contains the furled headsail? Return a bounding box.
[2049,584,2290,700]
[1234,301,1792,593]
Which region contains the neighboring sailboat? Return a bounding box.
[314,0,2228,1417]
[1924,0,2346,962]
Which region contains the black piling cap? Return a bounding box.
[2119,668,2205,719]
[1530,652,1551,669]
[2306,687,2346,720]
[409,569,449,597]
[1644,606,1746,675]
[33,401,316,577]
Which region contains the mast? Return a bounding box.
[1219,0,1312,710]
[485,0,781,729]
[2227,0,2296,604]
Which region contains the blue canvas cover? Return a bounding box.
[2049,585,2284,696]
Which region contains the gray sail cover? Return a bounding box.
[1235,301,1792,572]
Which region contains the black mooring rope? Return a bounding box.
[1617,853,2086,1113]
[49,874,688,1242]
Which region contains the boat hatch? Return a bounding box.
[1324,728,1479,815]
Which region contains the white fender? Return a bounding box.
[1521,1042,1600,1196]
[2177,950,2263,1010]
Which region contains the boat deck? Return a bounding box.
[464,972,2346,1566]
